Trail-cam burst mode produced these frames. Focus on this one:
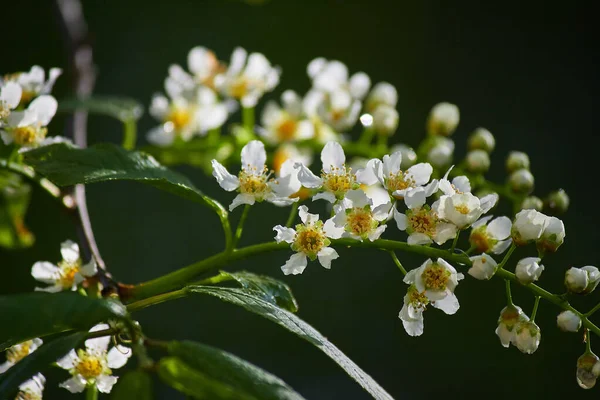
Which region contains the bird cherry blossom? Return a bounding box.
[0,81,22,121]
[468,254,498,280]
[258,90,314,144]
[469,215,513,254]
[2,66,62,105]
[496,304,529,348]
[15,373,45,400]
[398,285,428,337]
[0,95,61,149]
[515,257,544,285]
[511,209,548,245]
[331,189,392,242]
[0,338,43,373]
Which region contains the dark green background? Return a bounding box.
[2,0,599,398]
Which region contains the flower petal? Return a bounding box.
[382,152,402,178]
[0,361,13,373]
[211,160,240,192]
[432,292,460,315]
[146,125,176,147]
[56,349,79,370]
[368,225,387,241]
[452,176,471,193]
[488,216,512,240]
[241,140,266,174]
[107,345,132,369]
[281,253,308,275]
[80,259,98,277]
[355,159,381,185]
[31,261,60,284]
[59,375,88,393]
[273,225,296,243]
[404,188,426,209]
[96,375,119,393]
[406,163,433,186]
[345,189,371,208]
[323,218,344,239]
[372,201,392,221]
[408,233,433,245]
[28,95,57,126]
[480,193,499,213]
[393,208,408,231]
[295,163,322,188]
[317,247,339,269]
[60,240,80,263]
[321,141,345,173]
[0,81,22,109]
[85,324,111,354]
[349,72,371,99]
[313,191,337,203]
[229,193,255,211]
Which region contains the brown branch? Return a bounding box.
[54,0,117,295]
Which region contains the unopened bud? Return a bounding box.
[514,321,541,354]
[468,254,498,280]
[577,352,600,389]
[426,137,454,168]
[506,151,530,173]
[557,310,581,332]
[520,196,543,211]
[537,216,565,253]
[365,82,397,112]
[545,189,570,214]
[515,257,544,285]
[372,105,399,136]
[426,102,459,137]
[465,150,490,174]
[512,209,548,245]
[496,304,529,348]
[565,266,600,294]
[508,168,534,194]
[390,144,417,169]
[467,127,495,153]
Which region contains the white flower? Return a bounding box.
[512,209,549,245]
[513,321,541,354]
[398,285,428,337]
[0,81,22,121]
[403,258,463,314]
[211,140,298,211]
[371,105,399,136]
[332,189,392,241]
[469,215,512,254]
[307,58,371,99]
[57,324,132,394]
[306,88,362,132]
[468,254,498,280]
[186,46,223,87]
[147,87,228,147]
[215,47,280,108]
[394,198,457,246]
[356,151,436,201]
[31,240,97,292]
[537,216,565,253]
[577,353,600,389]
[496,305,529,348]
[426,102,459,136]
[365,82,397,112]
[16,373,45,400]
[557,310,581,332]
[2,66,62,104]
[258,90,314,144]
[515,257,544,285]
[565,266,600,294]
[0,95,59,149]
[273,205,341,275]
[426,137,455,167]
[0,338,43,373]
[295,141,359,203]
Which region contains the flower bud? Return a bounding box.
[520,196,543,211]
[556,310,581,332]
[536,216,565,253]
[513,321,541,354]
[506,151,530,173]
[496,304,529,348]
[372,105,399,136]
[577,352,600,389]
[468,254,498,280]
[508,168,534,194]
[426,137,454,167]
[390,144,417,169]
[565,266,600,294]
[515,257,544,285]
[365,82,397,112]
[512,209,548,245]
[467,127,495,153]
[465,150,490,174]
[426,102,459,137]
[545,188,570,214]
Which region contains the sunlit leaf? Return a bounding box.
[111,370,153,400]
[187,286,393,400]
[0,292,127,351]
[0,332,86,398]
[221,271,298,312]
[167,340,305,400]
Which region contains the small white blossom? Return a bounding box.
[565,266,600,294]
[427,137,455,167]
[469,215,513,254]
[306,88,362,132]
[513,320,541,354]
[258,90,314,144]
[331,189,392,241]
[31,240,97,292]
[537,216,565,253]
[398,285,428,337]
[211,140,299,211]
[365,82,397,112]
[371,105,399,136]
[512,209,548,245]
[295,141,359,203]
[273,206,341,275]
[57,324,132,394]
[389,144,417,169]
[307,58,370,99]
[0,95,61,149]
[184,46,223,88]
[426,102,459,137]
[496,305,529,348]
[0,81,22,121]
[2,66,62,104]
[506,151,530,173]
[468,254,498,280]
[515,257,544,285]
[215,47,280,108]
[16,373,45,400]
[0,338,43,373]
[403,258,463,314]
[394,199,457,246]
[557,310,581,332]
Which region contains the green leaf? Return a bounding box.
[0,332,86,398]
[167,341,305,400]
[221,271,298,312]
[58,96,143,123]
[111,370,153,400]
[23,143,226,216]
[0,292,127,351]
[187,287,393,400]
[0,171,34,249]
[157,357,257,400]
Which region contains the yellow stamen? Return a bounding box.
[422,263,450,291]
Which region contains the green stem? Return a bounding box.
[450,231,460,253]
[242,107,255,132]
[122,119,137,150]
[498,243,517,269]
[127,288,188,312]
[585,302,600,317]
[86,384,98,400]
[285,202,299,227]
[388,251,407,275]
[465,245,476,255]
[358,127,375,145]
[232,204,251,249]
[586,329,592,353]
[505,279,513,306]
[530,296,541,322]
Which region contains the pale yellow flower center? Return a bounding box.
[454,204,470,215]
[422,264,450,291]
[347,208,374,236]
[276,118,297,141]
[230,78,249,99]
[58,261,81,289]
[238,167,271,200]
[165,108,192,131]
[6,341,32,363]
[408,287,429,310]
[292,222,328,258]
[321,166,355,198]
[387,171,415,195]
[407,208,437,237]
[75,351,108,380]
[13,126,45,146]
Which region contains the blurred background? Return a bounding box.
[2,0,599,398]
